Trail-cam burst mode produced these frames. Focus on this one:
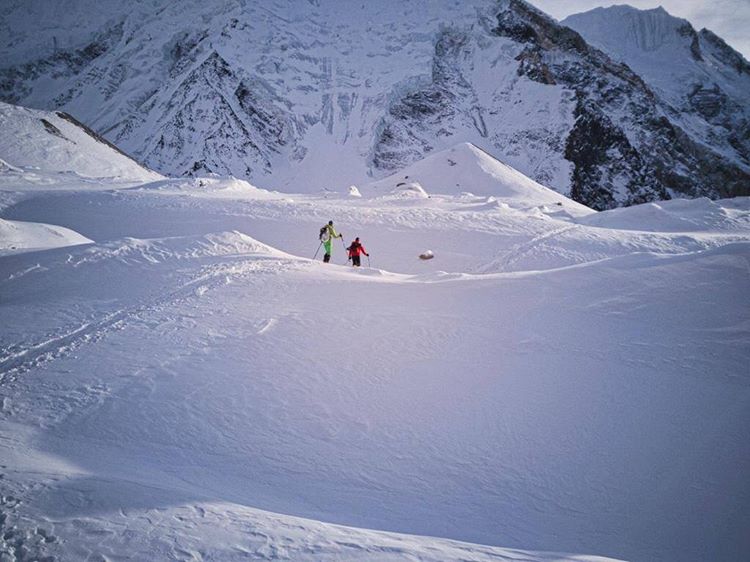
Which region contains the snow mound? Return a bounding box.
[388,181,430,199]
[366,143,592,213]
[66,231,291,267]
[0,218,93,255]
[0,101,161,183]
[348,185,362,197]
[135,177,279,198]
[168,231,292,259]
[578,197,750,232]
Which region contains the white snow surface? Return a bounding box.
[0,218,92,256]
[367,143,592,213]
[1,144,749,562]
[0,101,161,185]
[562,5,750,106]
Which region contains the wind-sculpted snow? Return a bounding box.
[1,486,625,562]
[0,158,23,174]
[0,230,300,383]
[133,177,284,199]
[69,231,292,266]
[577,197,750,233]
[1,164,749,561]
[0,218,92,255]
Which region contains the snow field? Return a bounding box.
[1,145,749,561]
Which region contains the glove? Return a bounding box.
[366,253,369,256]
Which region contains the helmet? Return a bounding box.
[328,220,333,225]
[355,237,360,241]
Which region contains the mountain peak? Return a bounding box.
[0,101,160,183]
[366,142,592,213]
[562,4,694,56]
[562,4,750,201]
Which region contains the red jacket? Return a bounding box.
[347,240,367,257]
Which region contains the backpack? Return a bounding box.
[319,225,330,242]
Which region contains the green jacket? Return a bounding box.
[323,224,341,249]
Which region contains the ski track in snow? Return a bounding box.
[0,256,300,383]
[256,318,279,335]
[477,223,583,272]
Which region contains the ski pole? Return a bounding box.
[313,241,323,260]
[368,255,371,267]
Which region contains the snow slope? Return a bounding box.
[366,142,593,213]
[1,145,749,561]
[562,5,750,110]
[577,197,750,233]
[0,101,161,186]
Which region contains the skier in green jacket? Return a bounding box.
[320,220,343,263]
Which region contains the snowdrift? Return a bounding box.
[2,230,292,272]
[577,197,750,232]
[133,177,283,199]
[0,217,92,255]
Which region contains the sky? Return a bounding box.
[533,0,750,59]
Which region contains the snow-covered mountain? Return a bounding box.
[0,0,482,192]
[1,0,748,209]
[0,101,160,185]
[562,5,750,193]
[365,142,593,213]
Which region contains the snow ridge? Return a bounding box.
[0,101,160,182]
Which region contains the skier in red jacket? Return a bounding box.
[346,237,369,267]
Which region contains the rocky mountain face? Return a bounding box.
[1,0,748,208]
[378,0,750,208]
[562,5,750,202]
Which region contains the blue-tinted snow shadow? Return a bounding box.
[33,474,202,519]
